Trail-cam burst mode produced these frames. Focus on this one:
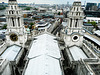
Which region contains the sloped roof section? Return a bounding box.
[28,33,61,59]
[24,33,62,75]
[94,30,100,36]
[84,34,100,46]
[69,46,88,61]
[25,55,62,75]
[1,45,21,61]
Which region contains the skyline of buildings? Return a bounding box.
[0,0,100,75]
[0,0,100,4]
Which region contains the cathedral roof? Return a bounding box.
[24,33,62,75]
[1,45,22,61]
[84,34,100,46]
[28,33,61,59]
[69,46,88,61]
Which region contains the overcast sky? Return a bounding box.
[0,0,100,4]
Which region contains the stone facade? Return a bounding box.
[6,0,27,47]
[64,1,84,47]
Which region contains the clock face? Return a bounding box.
[10,33,18,41]
[72,34,80,42]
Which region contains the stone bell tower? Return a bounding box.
[6,0,27,47]
[64,0,84,47]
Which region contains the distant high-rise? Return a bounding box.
[86,3,97,10]
[98,3,100,9]
[67,1,69,6]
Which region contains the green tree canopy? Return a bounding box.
[29,22,35,29]
[24,7,32,10]
[30,22,35,26]
[2,24,7,29]
[58,12,61,15]
[88,21,99,30]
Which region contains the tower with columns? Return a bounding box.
[64,0,84,47]
[6,0,27,47]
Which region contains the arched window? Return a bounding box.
[79,13,80,16]
[74,7,75,11]
[77,7,78,11]
[18,17,20,26]
[15,6,16,9]
[72,12,73,15]
[17,11,18,14]
[12,11,14,14]
[70,18,72,27]
[76,13,78,15]
[11,6,13,9]
[12,17,15,27]
[75,19,78,27]
[9,11,11,14]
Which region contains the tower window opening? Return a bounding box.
[15,6,16,9]
[11,6,13,9]
[9,11,11,14]
[12,11,14,14]
[77,7,78,11]
[18,17,20,27]
[72,12,73,15]
[76,13,78,15]
[70,18,72,27]
[12,18,15,27]
[74,7,75,11]
[17,11,18,14]
[75,19,78,27]
[79,13,80,16]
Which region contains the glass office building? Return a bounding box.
[98,3,100,9]
[86,3,97,10]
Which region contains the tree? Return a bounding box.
[34,8,38,10]
[29,22,35,30]
[0,5,6,10]
[2,24,7,29]
[58,12,61,15]
[24,7,32,10]
[88,21,99,30]
[30,23,34,26]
